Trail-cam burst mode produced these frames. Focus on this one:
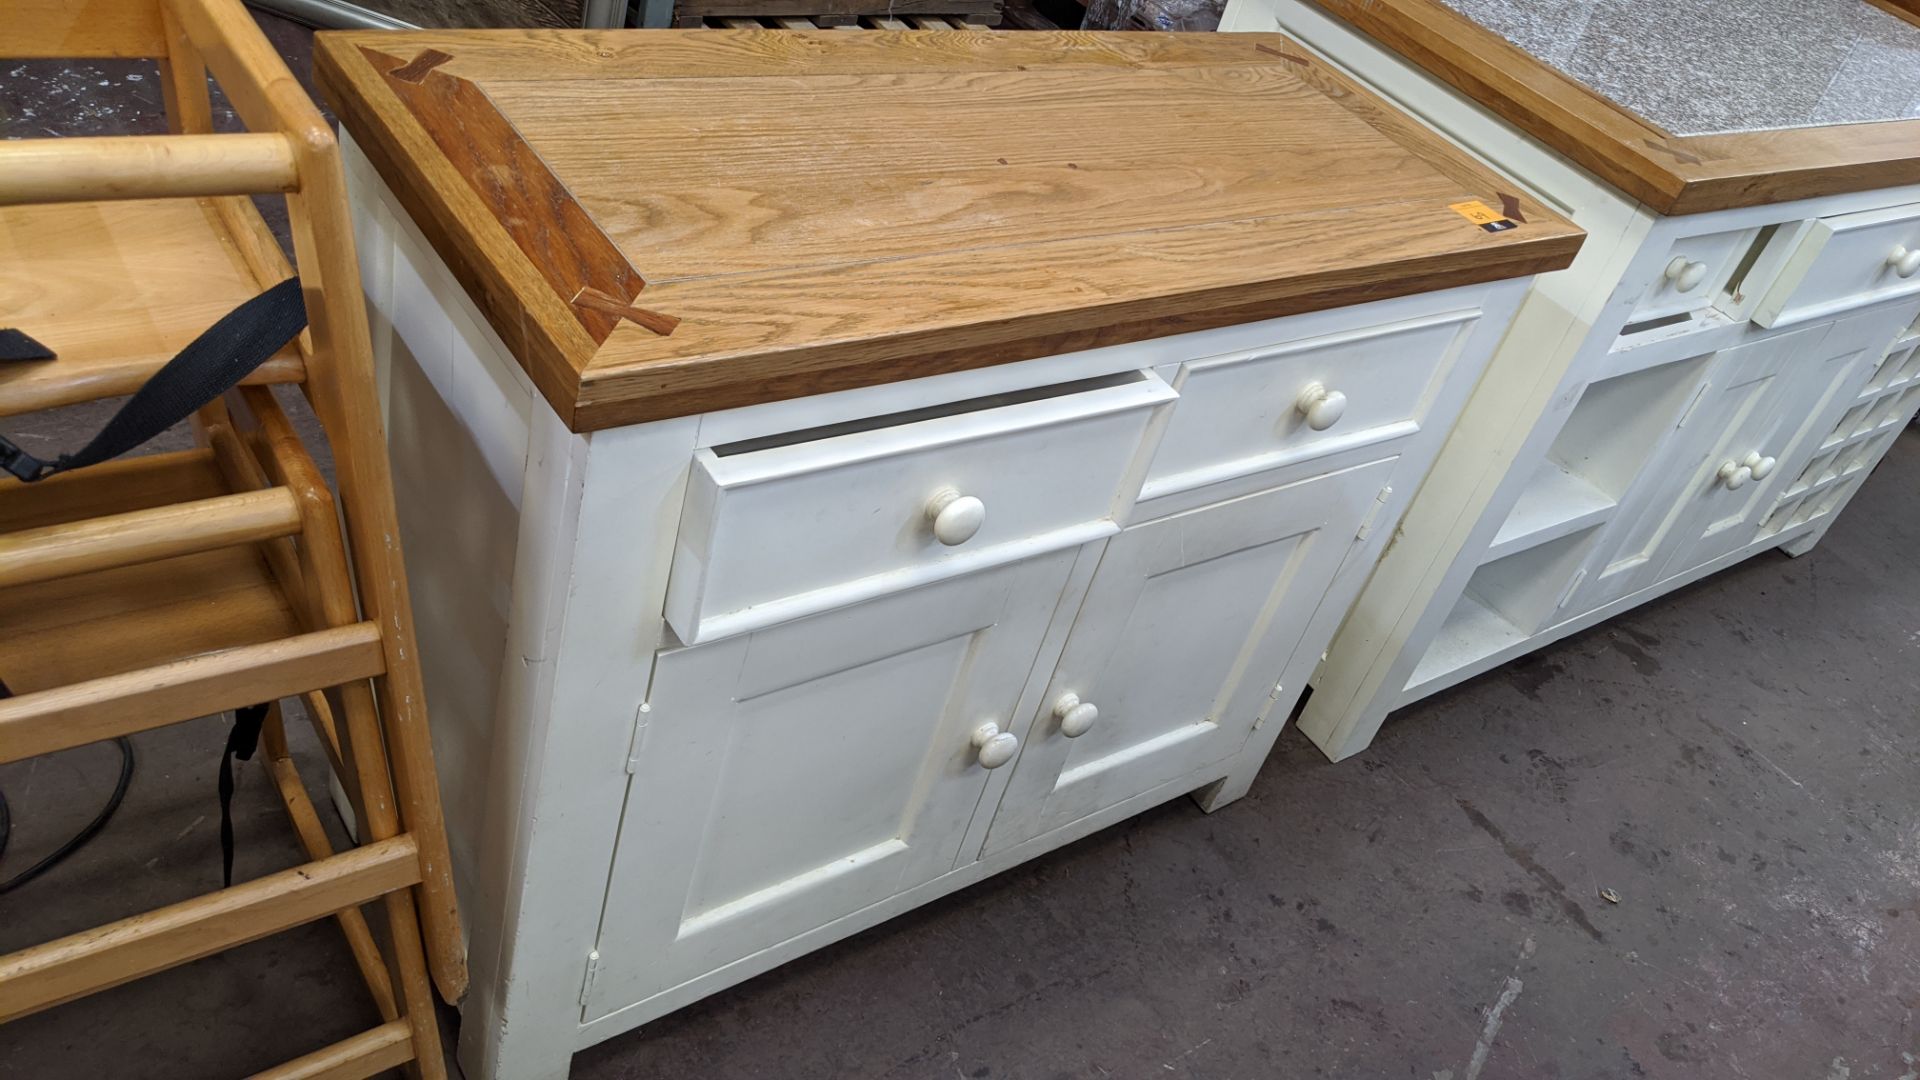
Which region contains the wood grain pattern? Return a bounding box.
[0,835,419,1022]
[262,735,402,1025]
[0,487,300,589]
[171,0,470,1002]
[0,133,299,206]
[1867,0,1920,22]
[363,45,650,344]
[316,29,1582,431]
[675,0,1002,19]
[1304,0,1920,215]
[7,0,170,58]
[247,1020,413,1080]
[0,198,305,418]
[0,621,386,763]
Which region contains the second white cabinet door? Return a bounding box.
[984,456,1398,854]
[1567,322,1834,616]
[586,548,1080,1018]
[1659,311,1894,575]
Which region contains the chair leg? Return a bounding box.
[235,384,467,1000]
[284,150,469,1000]
[260,704,399,1022]
[380,886,447,1080]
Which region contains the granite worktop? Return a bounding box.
[1437,0,1920,136]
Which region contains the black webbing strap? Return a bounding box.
[2,280,306,889]
[0,276,308,482]
[218,703,272,888]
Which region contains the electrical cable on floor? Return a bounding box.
[0,675,138,896]
[0,737,137,897]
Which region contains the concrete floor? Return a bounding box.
[5,16,1920,1080]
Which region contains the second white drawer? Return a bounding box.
[665,371,1177,644]
[1140,309,1478,501]
[1754,203,1920,329]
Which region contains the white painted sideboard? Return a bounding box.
[341,126,1543,1077]
[1223,0,1920,761]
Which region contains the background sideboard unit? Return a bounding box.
[1221,0,1920,761]
[317,29,1578,1080]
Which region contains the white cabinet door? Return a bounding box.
[984,456,1397,854]
[1566,322,1836,616]
[1659,312,1894,574]
[586,548,1079,1018]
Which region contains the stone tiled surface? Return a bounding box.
[1439,0,1920,135]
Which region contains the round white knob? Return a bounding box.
[1665,255,1709,293]
[970,721,1018,769]
[1888,246,1920,280]
[1052,692,1099,738]
[1294,382,1348,431]
[925,488,986,546]
[1717,461,1753,490]
[1742,451,1777,480]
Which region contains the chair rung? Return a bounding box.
[245,1019,414,1080]
[0,621,385,764]
[0,133,299,206]
[0,487,302,589]
[0,834,420,1023]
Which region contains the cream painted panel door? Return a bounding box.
[984,456,1398,854]
[1565,322,1834,616]
[1658,311,1897,576]
[586,548,1079,1019]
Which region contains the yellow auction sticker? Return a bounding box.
[1449,200,1518,232]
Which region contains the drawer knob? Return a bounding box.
[1052,692,1099,738]
[1889,246,1920,280]
[1665,255,1709,294]
[1294,382,1348,431]
[971,721,1019,769]
[1717,460,1753,490]
[1742,451,1777,480]
[926,488,986,546]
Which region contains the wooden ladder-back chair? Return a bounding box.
[0,1,466,1075]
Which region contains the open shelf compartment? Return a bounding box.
[1483,458,1617,563]
[1407,525,1603,700]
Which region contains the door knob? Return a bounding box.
[971,721,1018,769]
[1294,382,1348,431]
[1665,255,1709,293]
[1888,246,1920,280]
[1717,460,1753,490]
[926,488,986,546]
[1742,451,1777,480]
[1052,692,1099,738]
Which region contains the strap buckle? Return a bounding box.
[0,436,47,483]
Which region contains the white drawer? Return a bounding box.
[1139,309,1477,501]
[664,372,1176,644]
[1624,226,1754,327]
[1753,204,1920,329]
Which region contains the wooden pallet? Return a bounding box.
[678,10,1001,27]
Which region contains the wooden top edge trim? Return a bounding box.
[356,44,652,343]
[314,27,1327,82]
[567,231,1582,431]
[314,37,590,427]
[1308,0,1920,214]
[316,26,1583,433]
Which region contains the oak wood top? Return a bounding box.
[315,29,1581,431]
[1304,0,1920,216]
